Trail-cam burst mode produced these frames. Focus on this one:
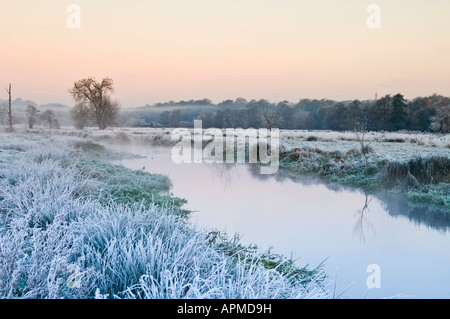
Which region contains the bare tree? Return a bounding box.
[69,77,120,130]
[6,83,13,131]
[353,193,375,244]
[70,102,90,129]
[355,120,376,176]
[430,103,450,134]
[261,106,280,130]
[0,104,8,128]
[26,105,40,129]
[40,109,56,129]
[52,118,60,129]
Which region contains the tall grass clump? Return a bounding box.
[385,156,450,208]
[113,129,131,143]
[386,156,450,186]
[305,136,319,142]
[279,146,384,190]
[0,138,328,299]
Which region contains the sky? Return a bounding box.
[1,0,450,107]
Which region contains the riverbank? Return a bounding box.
[6,126,450,209]
[279,144,449,210]
[0,134,327,299]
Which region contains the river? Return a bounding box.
[107,142,450,299]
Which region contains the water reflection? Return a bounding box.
[240,164,450,233]
[208,163,239,190]
[376,194,450,233]
[352,194,376,244]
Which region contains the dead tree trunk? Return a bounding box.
[6,83,12,131]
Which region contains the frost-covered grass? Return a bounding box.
[20,126,177,146]
[14,127,450,158]
[279,145,449,209]
[0,135,328,299]
[83,160,189,215]
[281,130,450,153]
[279,146,385,189]
[401,184,449,208]
[275,131,449,209]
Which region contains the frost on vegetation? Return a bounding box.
[0,139,327,299]
[81,160,188,214]
[279,139,449,206]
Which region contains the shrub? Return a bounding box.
[73,141,105,152]
[410,138,425,146]
[113,129,130,143]
[305,136,319,142]
[383,138,405,143]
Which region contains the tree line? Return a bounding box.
[124,93,449,133]
[3,77,449,133]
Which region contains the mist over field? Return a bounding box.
[2,93,449,134]
[0,79,449,300]
[1,0,449,303]
[1,90,449,299]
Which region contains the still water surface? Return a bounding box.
[108,143,450,299]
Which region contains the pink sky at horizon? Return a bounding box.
[1,0,450,107]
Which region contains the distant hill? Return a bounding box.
[0,98,37,110]
[0,98,70,112]
[12,98,38,107]
[39,103,70,109]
